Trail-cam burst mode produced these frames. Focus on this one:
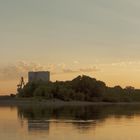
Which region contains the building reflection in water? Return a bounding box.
[28,120,49,132]
[17,104,140,133]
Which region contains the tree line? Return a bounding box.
[17,75,140,102]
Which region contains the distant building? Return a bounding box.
[28,71,50,82]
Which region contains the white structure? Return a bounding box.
[28,71,50,82]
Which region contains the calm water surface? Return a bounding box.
[1,104,140,140]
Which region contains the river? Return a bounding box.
[0,104,140,140]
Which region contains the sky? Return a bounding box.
[1,0,140,94]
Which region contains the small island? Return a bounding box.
[14,71,140,104]
[1,72,140,106]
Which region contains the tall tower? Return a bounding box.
[28,71,50,82]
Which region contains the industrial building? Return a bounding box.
[28,71,50,82]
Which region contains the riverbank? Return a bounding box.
[1,97,140,106]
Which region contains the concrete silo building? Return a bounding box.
[28,71,50,82]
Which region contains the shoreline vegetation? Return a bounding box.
[14,75,140,104]
[2,97,140,106]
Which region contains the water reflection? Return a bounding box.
[17,104,140,133]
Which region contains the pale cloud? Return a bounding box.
[62,66,99,74]
[57,63,66,69]
[1,60,140,82]
[111,62,127,67]
[63,69,77,73]
[110,61,140,67]
[73,61,79,64]
[0,61,100,81]
[96,60,140,67]
[0,61,48,81]
[79,67,99,72]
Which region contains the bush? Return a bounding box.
[34,86,53,99]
